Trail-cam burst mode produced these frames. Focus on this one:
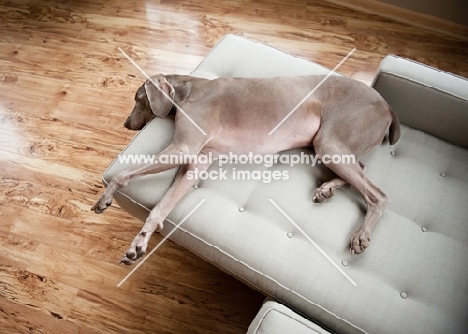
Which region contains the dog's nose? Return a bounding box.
[124,118,131,129]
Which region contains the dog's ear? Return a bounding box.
[144,76,175,118]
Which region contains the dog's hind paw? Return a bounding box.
[349,229,371,254]
[313,187,334,203]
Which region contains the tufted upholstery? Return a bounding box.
[103,35,468,333]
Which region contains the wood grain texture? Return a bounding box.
[324,0,468,41]
[1,0,467,333]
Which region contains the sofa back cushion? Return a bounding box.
[191,34,333,79]
[371,55,468,148]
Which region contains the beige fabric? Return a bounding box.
[372,55,468,148]
[103,35,468,333]
[247,301,331,334]
[192,35,334,79]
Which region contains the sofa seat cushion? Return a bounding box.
[103,35,468,333]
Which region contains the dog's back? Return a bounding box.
[189,75,398,156]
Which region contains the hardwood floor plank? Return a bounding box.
[0,262,78,321]
[27,242,259,333]
[0,107,133,170]
[0,233,39,270]
[0,151,101,194]
[68,287,252,334]
[0,297,99,334]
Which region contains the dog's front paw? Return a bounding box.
[91,196,113,214]
[119,217,164,265]
[349,229,371,254]
[120,232,149,265]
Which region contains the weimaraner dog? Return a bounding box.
[92,74,400,265]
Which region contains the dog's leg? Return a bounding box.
[120,160,212,264]
[313,162,366,202]
[319,159,388,254]
[91,144,200,214]
[314,131,388,254]
[312,99,391,254]
[347,172,388,255]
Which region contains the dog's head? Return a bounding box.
[124,74,175,130]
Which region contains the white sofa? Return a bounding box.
[103,35,468,333]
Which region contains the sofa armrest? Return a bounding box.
[371,55,468,148]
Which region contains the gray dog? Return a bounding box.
[92,74,400,265]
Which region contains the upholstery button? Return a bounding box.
[341,260,349,266]
[440,173,446,177]
[400,292,408,299]
[287,232,293,238]
[421,227,428,232]
[238,206,245,212]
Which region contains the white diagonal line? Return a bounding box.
[268,48,356,135]
[118,47,207,135]
[269,199,357,287]
[117,199,206,287]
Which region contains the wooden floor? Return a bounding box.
[0,0,467,333]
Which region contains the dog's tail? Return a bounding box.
[388,106,401,145]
